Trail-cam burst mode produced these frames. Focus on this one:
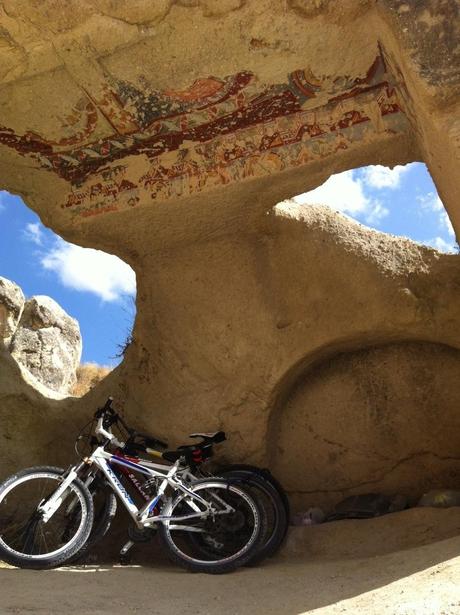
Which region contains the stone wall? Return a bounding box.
[273,342,460,510]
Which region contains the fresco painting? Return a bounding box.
[0,53,409,217]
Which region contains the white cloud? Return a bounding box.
[361,164,412,189]
[23,222,43,245]
[440,211,455,238]
[41,238,136,302]
[294,169,388,226]
[295,171,369,214]
[20,219,136,302]
[365,202,389,225]
[417,191,455,238]
[422,237,458,254]
[417,191,443,212]
[0,191,6,212]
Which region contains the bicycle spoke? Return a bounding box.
[22,516,40,554]
[161,481,260,570]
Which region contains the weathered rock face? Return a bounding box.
[0,276,24,346]
[0,347,85,479]
[2,206,460,515]
[10,295,82,394]
[0,1,459,530]
[273,341,460,510]
[108,204,460,511]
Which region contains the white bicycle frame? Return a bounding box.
[39,417,233,532]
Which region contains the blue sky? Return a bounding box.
[295,162,457,253]
[0,162,457,366]
[0,192,136,366]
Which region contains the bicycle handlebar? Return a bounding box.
[92,397,169,451]
[93,397,124,447]
[94,397,114,419]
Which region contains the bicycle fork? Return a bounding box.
[38,464,84,523]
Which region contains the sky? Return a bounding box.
[0,192,136,367]
[0,162,457,366]
[294,162,457,253]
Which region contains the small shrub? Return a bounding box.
[71,362,112,397]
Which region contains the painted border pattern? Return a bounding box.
[0,53,408,216]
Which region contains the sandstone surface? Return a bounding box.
[0,277,83,395]
[1,508,460,615]
[0,0,458,561]
[1,206,460,513]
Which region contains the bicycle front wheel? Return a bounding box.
[0,466,94,569]
[158,478,264,574]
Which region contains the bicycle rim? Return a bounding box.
[163,482,260,566]
[0,472,87,560]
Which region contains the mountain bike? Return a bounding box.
[69,401,289,565]
[0,399,264,574]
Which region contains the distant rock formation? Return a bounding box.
[0,276,82,394]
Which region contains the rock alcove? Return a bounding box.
[0,0,459,541]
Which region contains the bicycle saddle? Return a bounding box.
[162,431,226,464]
[189,431,226,443]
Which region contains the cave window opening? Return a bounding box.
[0,191,136,398]
[290,162,458,254]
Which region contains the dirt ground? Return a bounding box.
[1,508,460,615]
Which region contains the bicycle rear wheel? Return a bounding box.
[68,477,117,564]
[217,470,288,563]
[158,478,264,574]
[0,466,94,569]
[217,464,290,527]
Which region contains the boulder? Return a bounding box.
[0,276,25,346]
[10,295,82,394]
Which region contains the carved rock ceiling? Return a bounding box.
[0,0,416,224]
[0,0,457,232]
